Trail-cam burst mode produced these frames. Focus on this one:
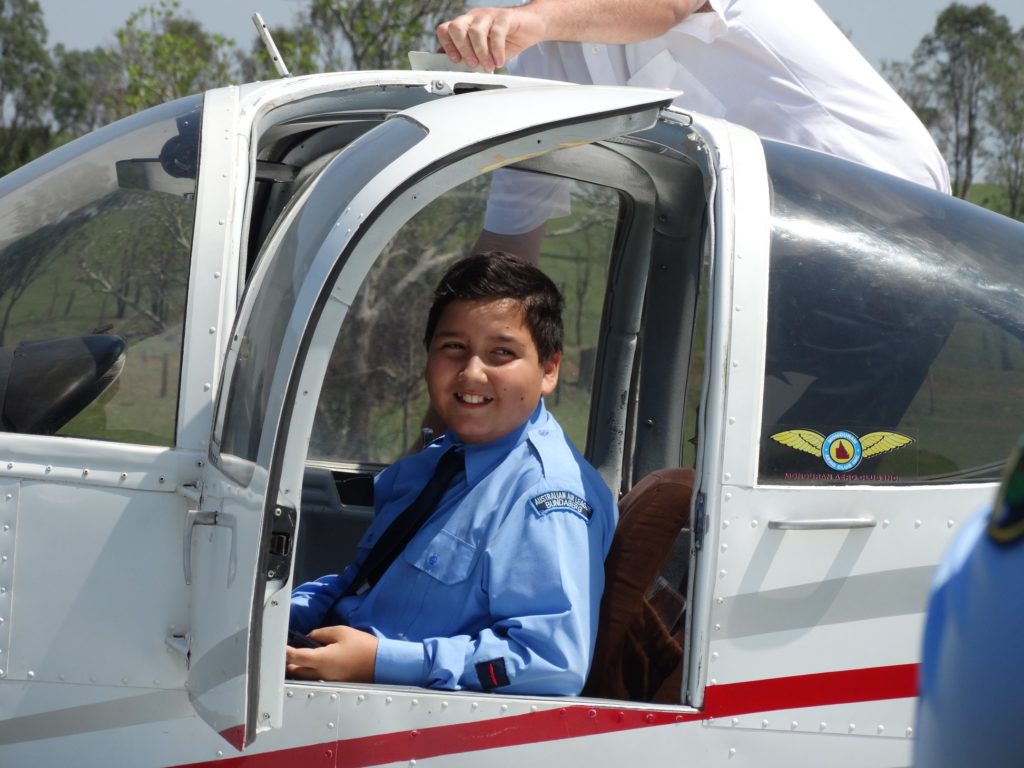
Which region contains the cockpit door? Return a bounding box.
[184,78,674,749]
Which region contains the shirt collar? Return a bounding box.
[446,400,549,486]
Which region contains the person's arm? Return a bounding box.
[437,0,706,72]
[373,485,613,694]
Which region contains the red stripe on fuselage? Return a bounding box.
[176,664,918,768]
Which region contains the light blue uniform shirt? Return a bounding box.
[915,439,1024,766]
[290,401,617,695]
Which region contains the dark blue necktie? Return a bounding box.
[345,445,465,596]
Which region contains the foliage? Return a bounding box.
[307,0,465,70]
[900,3,1014,199]
[984,29,1024,218]
[109,0,234,117]
[0,0,53,173]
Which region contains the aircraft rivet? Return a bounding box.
[761,719,769,728]
[5,464,11,470]
[723,520,731,528]
[357,694,366,702]
[819,722,827,730]
[587,709,596,719]
[218,220,225,226]
[26,671,34,679]
[723,472,732,481]
[159,477,166,484]
[532,705,539,713]
[214,271,221,279]
[441,701,448,708]
[731,717,739,726]
[947,520,955,528]
[471,702,478,710]
[906,727,914,737]
[120,473,127,480]
[877,725,885,734]
[751,520,759,528]
[882,519,890,528]
[617,711,625,722]
[645,714,655,724]
[286,690,294,698]
[411,730,420,738]
[327,722,335,729]
[1,556,6,563]
[274,508,282,517]
[208,327,216,334]
[325,750,333,759]
[732,360,739,368]
[728,748,736,757]
[386,696,394,704]
[711,652,719,660]
[675,715,684,722]
[330,694,338,701]
[914,520,922,528]
[501,704,509,712]
[721,544,728,552]
[262,712,270,720]
[724,493,732,502]
[45,465,52,473]
[2,525,7,531]
[728,417,736,425]
[0,587,6,594]
[203,383,211,392]
[719,570,727,578]
[410,761,417,767]
[267,571,275,579]
[735,305,742,312]
[848,723,856,732]
[217,751,223,758]
[307,692,315,699]
[714,624,721,631]
[791,721,799,729]
[0,670,5,677]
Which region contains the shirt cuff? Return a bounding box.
[374,637,430,686]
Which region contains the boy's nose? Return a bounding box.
[460,355,487,381]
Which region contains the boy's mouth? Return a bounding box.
[456,392,492,405]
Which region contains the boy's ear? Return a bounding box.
[540,351,562,396]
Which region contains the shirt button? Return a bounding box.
[427,554,439,567]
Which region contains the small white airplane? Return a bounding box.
[0,61,1021,768]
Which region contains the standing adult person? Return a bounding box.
[436,0,951,194]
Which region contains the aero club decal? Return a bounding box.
[771,429,913,473]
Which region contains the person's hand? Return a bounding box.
[436,7,542,73]
[286,625,379,682]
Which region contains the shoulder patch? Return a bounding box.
[989,438,1024,546]
[530,490,593,523]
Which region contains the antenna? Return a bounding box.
[251,13,291,78]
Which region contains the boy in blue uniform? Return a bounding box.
[287,252,617,695]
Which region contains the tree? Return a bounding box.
[984,29,1024,219]
[108,0,234,117]
[50,45,121,140]
[910,3,1013,198]
[0,0,53,174]
[307,0,465,70]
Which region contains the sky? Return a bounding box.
[33,0,1024,71]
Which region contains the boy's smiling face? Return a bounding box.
[425,297,561,445]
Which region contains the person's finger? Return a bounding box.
[437,17,478,66]
[436,19,463,63]
[465,17,497,72]
[285,663,322,680]
[488,16,511,70]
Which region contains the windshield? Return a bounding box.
[0,95,202,445]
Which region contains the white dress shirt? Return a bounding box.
[484,0,950,235]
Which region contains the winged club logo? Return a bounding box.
[770,429,913,472]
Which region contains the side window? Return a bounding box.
[759,141,1024,484]
[0,97,201,445]
[308,170,620,465]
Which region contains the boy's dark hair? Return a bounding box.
[424,251,564,361]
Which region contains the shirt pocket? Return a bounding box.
[406,528,478,585]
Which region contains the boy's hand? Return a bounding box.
[286,625,379,682]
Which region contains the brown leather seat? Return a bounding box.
[582,468,695,702]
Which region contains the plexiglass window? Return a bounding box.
[759,141,1024,485]
[0,96,201,445]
